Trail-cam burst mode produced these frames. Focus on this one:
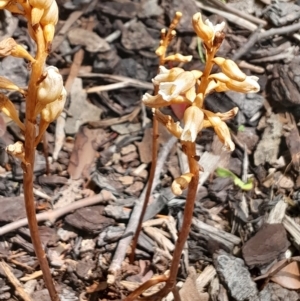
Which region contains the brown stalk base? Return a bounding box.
[23,25,60,301]
[124,141,199,301]
[130,115,159,263]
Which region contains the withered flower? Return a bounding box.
[6,141,25,161]
[0,93,25,131]
[172,173,194,195]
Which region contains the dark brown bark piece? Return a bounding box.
[242,223,289,266]
[65,205,115,233]
[0,196,26,223]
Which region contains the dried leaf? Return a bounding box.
[68,126,106,179]
[271,260,300,289]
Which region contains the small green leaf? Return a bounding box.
[216,167,253,191]
[238,125,245,132]
[216,167,235,178]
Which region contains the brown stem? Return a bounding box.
[23,25,60,301]
[124,141,199,301]
[195,49,217,107]
[130,113,159,263]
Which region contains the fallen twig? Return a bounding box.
[108,136,178,282]
[0,260,34,301]
[0,190,114,236]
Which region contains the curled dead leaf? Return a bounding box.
[270,259,300,290]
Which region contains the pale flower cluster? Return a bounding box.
[0,0,65,149]
[142,13,260,195]
[0,0,58,46]
[142,63,259,150]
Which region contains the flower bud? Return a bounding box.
[0,93,25,131]
[37,66,63,106]
[155,45,166,57]
[6,141,25,161]
[192,13,214,43]
[0,76,25,94]
[29,0,54,25]
[164,53,193,63]
[40,0,58,45]
[171,173,194,195]
[213,57,246,82]
[159,71,196,101]
[0,38,35,62]
[40,87,67,123]
[0,0,9,8]
[181,106,204,142]
[35,87,67,146]
[192,13,225,49]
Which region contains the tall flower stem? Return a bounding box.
[23,25,60,301]
[129,12,183,262]
[130,114,159,263]
[124,141,200,301]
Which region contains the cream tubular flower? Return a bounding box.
[159,71,196,101]
[142,93,190,108]
[0,93,25,131]
[40,0,59,44]
[226,76,260,93]
[37,66,63,105]
[152,66,184,85]
[209,73,260,93]
[0,38,35,63]
[213,57,246,82]
[192,13,214,43]
[181,106,204,142]
[204,110,234,151]
[29,0,54,25]
[36,87,67,146]
[192,13,225,47]
[41,87,67,123]
[172,173,194,196]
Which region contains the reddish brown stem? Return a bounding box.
[124,141,199,301]
[130,114,159,263]
[23,25,60,301]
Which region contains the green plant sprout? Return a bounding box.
[216,167,254,191]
